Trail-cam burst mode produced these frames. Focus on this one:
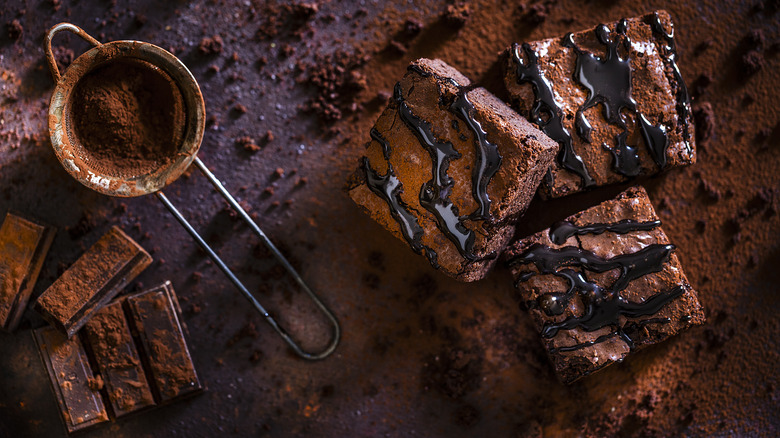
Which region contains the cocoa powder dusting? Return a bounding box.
[69,59,185,176]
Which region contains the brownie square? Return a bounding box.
[504,10,696,199]
[504,186,705,383]
[348,58,558,281]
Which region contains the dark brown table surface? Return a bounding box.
[0,0,777,436]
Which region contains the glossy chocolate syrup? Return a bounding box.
[363,129,439,267]
[407,64,503,221]
[450,91,503,221]
[646,12,693,153]
[562,19,670,176]
[511,43,595,188]
[510,218,682,351]
[549,218,662,245]
[394,83,477,260]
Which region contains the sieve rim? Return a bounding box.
[49,40,205,197]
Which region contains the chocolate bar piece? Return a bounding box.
[82,301,155,417]
[34,226,152,338]
[504,186,705,383]
[504,10,695,199]
[33,326,109,434]
[125,281,202,403]
[0,212,55,332]
[348,58,558,281]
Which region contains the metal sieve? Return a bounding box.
[44,23,340,360]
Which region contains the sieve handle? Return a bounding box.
[44,23,101,83]
[155,157,340,360]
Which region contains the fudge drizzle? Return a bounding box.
[450,91,503,220]
[509,218,682,351]
[561,19,670,176]
[362,128,439,267]
[549,218,661,245]
[646,12,693,154]
[394,83,476,260]
[511,43,595,188]
[407,64,504,221]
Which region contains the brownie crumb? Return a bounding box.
[524,3,549,25]
[233,103,248,115]
[198,35,224,55]
[443,2,471,28]
[6,20,22,40]
[236,136,260,152]
[691,73,712,98]
[741,50,764,76]
[693,102,715,146]
[302,49,370,124]
[402,18,423,38]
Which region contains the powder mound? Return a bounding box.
[70,59,185,176]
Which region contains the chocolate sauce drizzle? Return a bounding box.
[407,64,503,221]
[511,43,595,188]
[450,91,503,220]
[562,19,670,177]
[394,83,477,260]
[646,12,693,154]
[549,218,662,245]
[510,219,682,351]
[363,128,439,267]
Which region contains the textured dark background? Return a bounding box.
[0,0,777,436]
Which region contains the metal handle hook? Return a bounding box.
[44,22,101,82]
[156,157,340,360]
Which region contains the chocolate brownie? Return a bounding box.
[504,186,705,383]
[504,10,696,199]
[348,58,558,281]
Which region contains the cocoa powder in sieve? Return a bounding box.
[70,58,185,176]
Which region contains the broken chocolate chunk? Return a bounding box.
[34,226,152,338]
[0,212,55,332]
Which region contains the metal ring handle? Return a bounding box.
[156,158,340,360]
[44,22,101,82]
